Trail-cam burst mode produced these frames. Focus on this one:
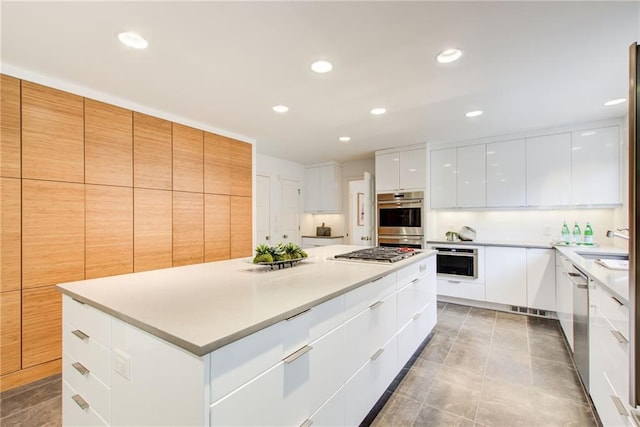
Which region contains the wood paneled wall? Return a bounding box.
[0,75,253,391]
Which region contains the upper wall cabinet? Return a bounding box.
[85,99,133,187]
[571,126,620,205]
[173,124,204,193]
[526,133,571,207]
[304,163,342,213]
[134,113,172,190]
[204,133,252,197]
[457,145,486,208]
[486,139,526,207]
[376,147,426,193]
[22,81,84,183]
[1,75,21,178]
[429,148,457,209]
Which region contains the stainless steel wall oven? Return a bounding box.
[377,191,424,249]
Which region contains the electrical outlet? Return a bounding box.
[114,349,131,380]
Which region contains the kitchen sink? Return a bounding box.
[576,252,629,261]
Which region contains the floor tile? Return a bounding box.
[413,404,475,427]
[491,325,529,352]
[371,393,422,426]
[526,316,561,336]
[528,331,573,365]
[532,390,598,427]
[443,341,490,375]
[0,375,61,419]
[1,395,61,427]
[485,346,532,385]
[419,333,455,364]
[495,311,527,331]
[475,378,535,427]
[455,325,493,348]
[531,357,588,403]
[425,376,481,420]
[394,359,441,402]
[441,303,471,317]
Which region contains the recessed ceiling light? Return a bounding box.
[272,105,289,113]
[604,98,626,106]
[311,60,333,73]
[339,136,351,142]
[465,110,483,118]
[117,32,148,49]
[436,48,462,64]
[371,108,386,115]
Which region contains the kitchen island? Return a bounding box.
[57,245,437,426]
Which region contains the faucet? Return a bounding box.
[606,228,629,240]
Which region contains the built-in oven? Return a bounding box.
[434,247,478,279]
[377,191,424,248]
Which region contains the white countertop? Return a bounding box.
[57,245,435,357]
[554,245,629,305]
[427,239,554,249]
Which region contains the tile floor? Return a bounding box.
[0,302,598,427]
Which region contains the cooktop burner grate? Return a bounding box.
[334,247,418,263]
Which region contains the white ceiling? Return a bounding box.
[2,1,639,165]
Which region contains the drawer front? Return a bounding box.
[397,262,422,288]
[63,353,111,423]
[308,325,347,414]
[343,309,378,376]
[63,381,108,427]
[599,289,629,340]
[63,324,111,386]
[397,281,418,328]
[437,279,485,301]
[309,386,345,427]
[599,312,629,400]
[309,295,346,343]
[63,296,110,349]
[345,273,395,319]
[590,370,633,427]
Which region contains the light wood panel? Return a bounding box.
[229,139,251,196]
[231,166,252,197]
[229,139,252,170]
[204,132,231,195]
[134,112,172,190]
[21,81,84,183]
[1,74,21,178]
[173,192,204,266]
[22,180,84,289]
[86,185,133,279]
[230,196,252,258]
[85,99,133,187]
[0,359,61,393]
[1,177,20,292]
[204,194,230,262]
[22,286,61,368]
[173,124,203,193]
[134,188,172,272]
[1,290,21,375]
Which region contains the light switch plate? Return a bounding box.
[114,349,131,380]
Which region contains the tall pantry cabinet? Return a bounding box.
[0,74,254,391]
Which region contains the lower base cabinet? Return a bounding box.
[62,255,437,426]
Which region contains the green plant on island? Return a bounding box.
[252,243,309,264]
[252,244,274,264]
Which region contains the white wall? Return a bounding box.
[256,154,305,244]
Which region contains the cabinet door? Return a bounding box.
[526,133,571,206]
[526,249,556,311]
[22,180,85,288]
[22,81,84,183]
[457,145,486,208]
[173,192,204,266]
[375,152,400,192]
[22,286,62,368]
[304,167,321,212]
[1,290,21,375]
[205,194,230,261]
[486,139,526,207]
[230,139,252,197]
[319,165,340,212]
[1,177,20,292]
[1,74,20,178]
[85,185,133,279]
[485,247,527,306]
[172,123,203,193]
[429,148,457,208]
[230,196,252,258]
[399,148,426,190]
[204,132,231,195]
[571,126,620,205]
[85,99,133,187]
[134,188,172,272]
[133,112,172,190]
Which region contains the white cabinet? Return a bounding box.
[486,139,526,207]
[429,148,457,208]
[375,147,426,192]
[304,163,342,213]
[301,236,344,248]
[526,133,571,206]
[485,247,527,306]
[526,248,556,311]
[555,254,574,351]
[571,126,620,205]
[457,145,486,208]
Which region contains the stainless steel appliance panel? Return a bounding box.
[435,247,478,279]
[377,192,424,237]
[570,266,589,390]
[378,235,424,249]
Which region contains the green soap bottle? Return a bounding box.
[583,223,594,245]
[572,222,582,245]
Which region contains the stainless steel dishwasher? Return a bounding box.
[568,265,590,390]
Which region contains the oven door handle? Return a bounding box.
[377,201,423,207]
[436,251,476,257]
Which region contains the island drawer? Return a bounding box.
[63,352,111,423]
[397,256,432,288]
[345,273,395,319]
[63,381,109,427]
[63,323,111,386]
[63,295,111,349]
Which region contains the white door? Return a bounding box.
[256,175,271,245]
[349,173,374,246]
[281,178,300,245]
[362,172,374,246]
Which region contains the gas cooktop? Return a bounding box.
[334,247,418,263]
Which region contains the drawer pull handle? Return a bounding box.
[300,419,313,427]
[410,278,420,284]
[611,395,629,416]
[369,300,384,310]
[71,329,89,341]
[577,284,589,289]
[72,362,90,376]
[371,348,384,361]
[413,312,421,320]
[372,275,388,282]
[71,298,85,305]
[611,295,625,306]
[286,309,311,322]
[72,394,90,411]
[611,329,629,344]
[283,345,313,364]
[448,280,461,284]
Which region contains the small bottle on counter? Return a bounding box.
[572,222,582,245]
[583,222,594,245]
[561,221,571,244]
